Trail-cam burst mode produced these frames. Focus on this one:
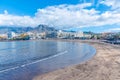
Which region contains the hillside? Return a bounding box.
[0,24,57,34]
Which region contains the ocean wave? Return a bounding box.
[0,50,68,73]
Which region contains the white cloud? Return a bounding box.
[0,14,37,27]
[0,2,120,29]
[33,3,120,28]
[101,0,120,10]
[4,10,8,15]
[107,28,120,32]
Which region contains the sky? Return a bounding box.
[0,0,120,33]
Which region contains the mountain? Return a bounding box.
[0,24,57,34]
[32,24,57,33]
[0,27,33,34]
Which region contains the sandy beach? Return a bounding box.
[33,40,120,80]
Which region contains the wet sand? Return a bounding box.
[33,40,120,80]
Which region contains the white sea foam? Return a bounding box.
[23,50,68,66]
[0,66,19,73]
[0,50,68,73]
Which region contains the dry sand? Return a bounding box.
[33,40,120,80]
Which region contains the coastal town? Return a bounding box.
[0,25,120,44]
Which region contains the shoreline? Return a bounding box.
[0,39,120,47]
[0,39,119,46]
[0,39,96,80]
[33,40,120,80]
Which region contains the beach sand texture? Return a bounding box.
[33,40,120,80]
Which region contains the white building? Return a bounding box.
[83,32,92,39]
[57,30,84,39]
[74,32,84,38]
[57,30,92,39]
[26,32,46,40]
[0,34,8,39]
[7,32,18,39]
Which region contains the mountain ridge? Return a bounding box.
[0,24,57,34]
